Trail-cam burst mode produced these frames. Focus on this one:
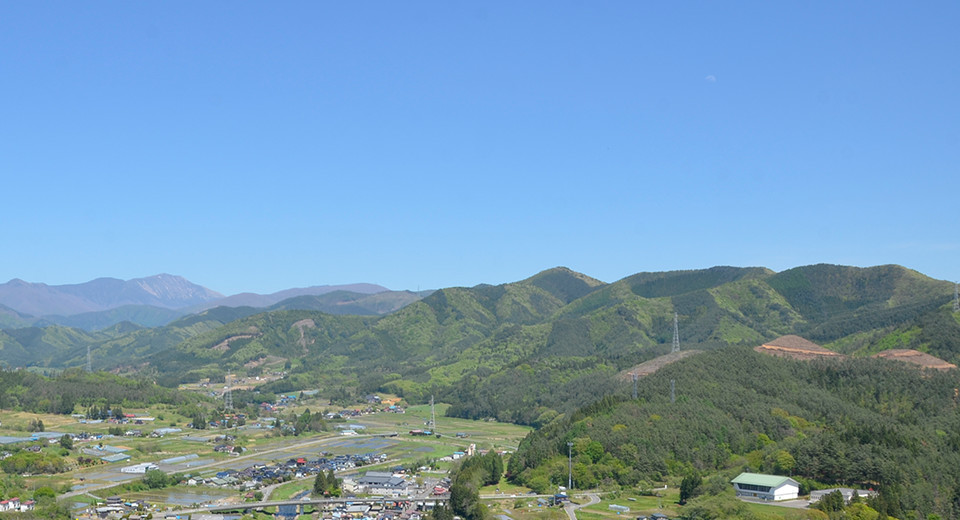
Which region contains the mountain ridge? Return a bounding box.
[1,264,957,404]
[0,274,223,316]
[0,276,400,330]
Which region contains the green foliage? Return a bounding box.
[142,469,171,489]
[813,490,845,513]
[509,347,960,519]
[313,469,340,496]
[434,451,504,520]
[680,472,702,504]
[0,451,68,474]
[0,368,199,415]
[32,486,56,500]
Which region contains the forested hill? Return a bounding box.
[137,264,959,422]
[1,264,957,428]
[507,347,960,519]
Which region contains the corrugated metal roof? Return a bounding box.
[731,472,796,487]
[101,453,131,463]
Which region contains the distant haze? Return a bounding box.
[0,275,389,319]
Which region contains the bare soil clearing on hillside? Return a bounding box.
[618,350,703,381]
[872,349,956,371]
[754,335,846,361]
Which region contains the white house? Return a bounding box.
[810,488,877,504]
[731,472,800,501]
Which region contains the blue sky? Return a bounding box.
[1,2,957,295]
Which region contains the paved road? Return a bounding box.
[737,496,812,509]
[565,493,600,520]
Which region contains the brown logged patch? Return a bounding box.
[872,349,956,371]
[754,335,846,361]
[211,334,259,352]
[243,355,287,369]
[618,350,703,381]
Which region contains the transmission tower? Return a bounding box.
[670,379,676,404]
[632,372,638,400]
[672,312,680,353]
[429,395,437,435]
[954,282,959,312]
[224,375,233,411]
[86,345,92,373]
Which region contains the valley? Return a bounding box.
[0,264,959,519]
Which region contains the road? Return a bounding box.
[565,493,600,520]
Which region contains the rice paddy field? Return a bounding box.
[0,397,531,508]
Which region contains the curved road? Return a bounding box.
[565,493,600,520]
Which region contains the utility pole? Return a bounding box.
[672,312,680,353]
[224,374,233,411]
[567,442,574,490]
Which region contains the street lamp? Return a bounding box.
[567,442,574,490]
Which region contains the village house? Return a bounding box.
[810,488,878,504]
[355,471,410,496]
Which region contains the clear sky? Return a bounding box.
[1,2,957,295]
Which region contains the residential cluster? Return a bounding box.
[0,497,34,512]
[190,452,390,491]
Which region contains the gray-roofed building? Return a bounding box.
[356,471,409,495]
[731,472,800,501]
[101,453,132,463]
[810,488,877,504]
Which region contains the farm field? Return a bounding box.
[0,401,531,510]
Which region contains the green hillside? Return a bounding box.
[114,264,957,428]
[0,264,956,432]
[507,347,960,519]
[266,289,424,315]
[37,304,186,330]
[0,264,958,516]
[0,325,105,368]
[0,304,33,330]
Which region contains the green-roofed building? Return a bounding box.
[731,472,800,501]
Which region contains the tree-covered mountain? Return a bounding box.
[0,264,956,427]
[507,347,960,519]
[186,282,391,311]
[36,304,186,330]
[98,264,955,424]
[265,290,424,316]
